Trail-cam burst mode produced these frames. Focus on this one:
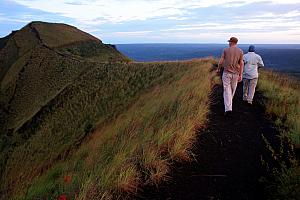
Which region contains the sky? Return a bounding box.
[1,0,300,44]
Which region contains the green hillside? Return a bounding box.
[0,22,214,200]
[0,31,17,50]
[0,21,130,134]
[4,60,213,200]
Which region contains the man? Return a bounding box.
[217,37,244,116]
[242,45,264,105]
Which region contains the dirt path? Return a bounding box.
[137,82,277,200]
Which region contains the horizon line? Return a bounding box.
[114,42,300,45]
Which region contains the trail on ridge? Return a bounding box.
[137,82,279,200]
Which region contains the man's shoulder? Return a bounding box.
[252,53,262,59]
[226,46,242,51]
[237,47,243,53]
[243,53,249,58]
[223,47,229,52]
[235,47,243,56]
[255,53,262,58]
[230,46,243,53]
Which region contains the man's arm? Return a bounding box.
[238,52,244,82]
[257,55,264,69]
[217,51,225,72]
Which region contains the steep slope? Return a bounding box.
[0,21,130,134]
[0,21,214,200]
[1,59,213,200]
[1,46,88,132]
[0,31,17,50]
[0,21,132,199]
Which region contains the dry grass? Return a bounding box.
[0,21,131,194]
[1,21,215,200]
[12,59,214,200]
[258,70,300,145]
[0,22,130,134]
[258,69,300,199]
[2,61,189,198]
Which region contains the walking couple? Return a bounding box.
[217,37,264,117]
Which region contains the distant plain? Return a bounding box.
[117,44,300,77]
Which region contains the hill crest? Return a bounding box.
[0,21,129,134]
[27,21,102,48]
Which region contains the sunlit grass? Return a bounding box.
[258,70,300,145]
[19,59,214,199]
[258,69,300,199]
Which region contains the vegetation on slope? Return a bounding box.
[1,58,214,199]
[0,21,130,134]
[1,46,89,132]
[0,31,17,50]
[58,40,130,63]
[258,70,300,199]
[0,21,132,199]
[258,70,300,145]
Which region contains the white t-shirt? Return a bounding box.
[243,52,264,79]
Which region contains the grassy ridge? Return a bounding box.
[57,40,130,63]
[0,22,130,135]
[258,70,300,199]
[32,21,100,48]
[2,59,214,199]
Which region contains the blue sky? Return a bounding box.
[1,0,300,44]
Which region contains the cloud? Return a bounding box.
[170,20,300,32]
[12,0,187,24]
[109,28,300,44]
[247,10,300,19]
[4,0,300,43]
[13,0,298,24]
[0,13,32,23]
[114,30,153,36]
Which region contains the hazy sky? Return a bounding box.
[1,0,300,44]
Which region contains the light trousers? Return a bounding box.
[243,78,258,103]
[222,72,239,112]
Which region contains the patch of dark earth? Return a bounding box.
[135,81,293,200]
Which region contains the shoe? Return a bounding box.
[224,111,232,117]
[247,101,252,105]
